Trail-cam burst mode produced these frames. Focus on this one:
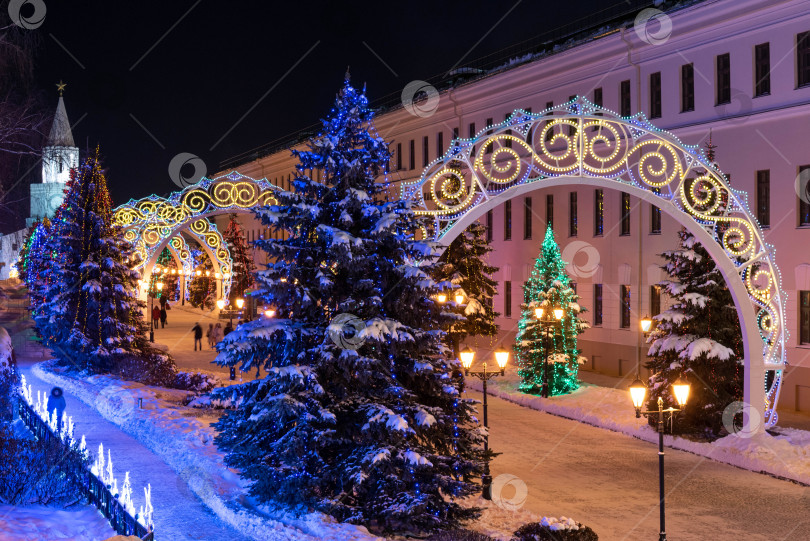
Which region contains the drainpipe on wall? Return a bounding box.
[622,27,645,378]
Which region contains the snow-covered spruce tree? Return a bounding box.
[431,222,499,357]
[33,151,162,374]
[222,214,255,304]
[151,247,179,302]
[515,226,588,396]
[187,245,215,310]
[646,227,743,436]
[213,77,485,534]
[19,217,53,306]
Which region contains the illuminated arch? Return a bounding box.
[114,171,277,297]
[403,97,786,430]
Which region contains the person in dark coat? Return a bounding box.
[152,305,160,329]
[224,321,233,336]
[46,387,66,431]
[159,306,167,328]
[192,322,203,351]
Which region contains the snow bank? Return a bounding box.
[0,504,115,541]
[32,361,379,541]
[467,373,810,487]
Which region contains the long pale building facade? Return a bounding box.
[220,0,810,412]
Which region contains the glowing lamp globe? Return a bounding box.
[455,292,464,304]
[205,270,210,277]
[494,346,509,370]
[534,307,544,319]
[640,315,653,333]
[672,377,691,407]
[553,307,564,320]
[196,270,202,276]
[216,300,225,310]
[215,273,222,279]
[436,293,447,304]
[629,378,647,416]
[171,269,176,275]
[236,298,245,309]
[156,282,164,291]
[460,346,475,370]
[264,309,276,318]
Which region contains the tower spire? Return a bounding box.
[48,89,75,147]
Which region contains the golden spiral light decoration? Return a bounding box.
[404,97,788,427]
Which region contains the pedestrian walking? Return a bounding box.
[46,387,66,431]
[212,323,223,346]
[152,305,160,329]
[192,322,203,351]
[159,306,167,328]
[207,323,214,349]
[224,321,233,336]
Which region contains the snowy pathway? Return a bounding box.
[18,360,252,541]
[470,388,810,541]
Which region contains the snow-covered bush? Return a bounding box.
[112,351,177,387]
[0,425,86,505]
[173,371,217,394]
[512,517,598,541]
[0,327,17,422]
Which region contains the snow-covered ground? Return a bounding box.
[30,360,379,541]
[0,504,115,541]
[467,366,810,487]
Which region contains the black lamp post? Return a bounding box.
[461,345,509,500]
[629,366,690,540]
[534,305,563,398]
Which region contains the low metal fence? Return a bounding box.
[17,382,154,540]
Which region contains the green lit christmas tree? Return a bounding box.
[515,226,588,396]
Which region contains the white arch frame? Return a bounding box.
[402,97,786,429]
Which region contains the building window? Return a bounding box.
[800,165,810,226]
[436,131,444,160]
[593,87,603,108]
[681,63,695,112]
[620,192,631,236]
[716,53,731,105]
[620,285,631,328]
[650,285,661,317]
[594,189,604,236]
[396,143,402,170]
[469,122,476,154]
[568,96,576,135]
[755,42,771,97]
[524,108,533,145]
[423,136,429,167]
[650,71,662,118]
[620,80,631,116]
[545,101,553,142]
[801,291,810,344]
[546,194,554,230]
[504,200,512,240]
[651,202,662,234]
[569,191,578,237]
[504,113,512,148]
[756,170,770,227]
[593,284,603,326]
[798,31,810,88]
[486,210,493,242]
[505,281,512,318]
[485,118,494,154]
[409,139,415,170]
[524,197,532,240]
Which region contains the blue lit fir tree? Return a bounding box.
[222,214,255,305]
[213,76,486,534]
[515,226,588,396]
[32,151,163,374]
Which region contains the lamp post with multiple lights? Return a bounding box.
[460,345,509,500]
[533,305,563,398]
[629,316,691,541]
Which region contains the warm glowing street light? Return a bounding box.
[216,299,225,310]
[534,307,544,319]
[553,307,564,320]
[629,377,647,414]
[641,314,653,334]
[156,282,164,291]
[236,298,245,310]
[672,377,690,407]
[494,346,509,372]
[455,291,464,304]
[460,346,475,370]
[436,293,447,303]
[264,308,276,318]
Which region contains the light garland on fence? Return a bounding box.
[19,375,154,531]
[401,96,787,427]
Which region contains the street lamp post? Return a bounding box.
[534,305,564,398]
[628,375,690,541]
[460,345,509,500]
[236,297,245,322]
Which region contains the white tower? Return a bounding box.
[27,82,79,227]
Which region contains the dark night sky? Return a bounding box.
[32,0,615,206]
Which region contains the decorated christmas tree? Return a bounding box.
[32,151,157,373]
[645,227,743,435]
[213,76,485,533]
[431,222,499,356]
[151,247,180,302]
[187,244,216,310]
[515,226,588,396]
[19,217,53,306]
[222,214,255,304]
